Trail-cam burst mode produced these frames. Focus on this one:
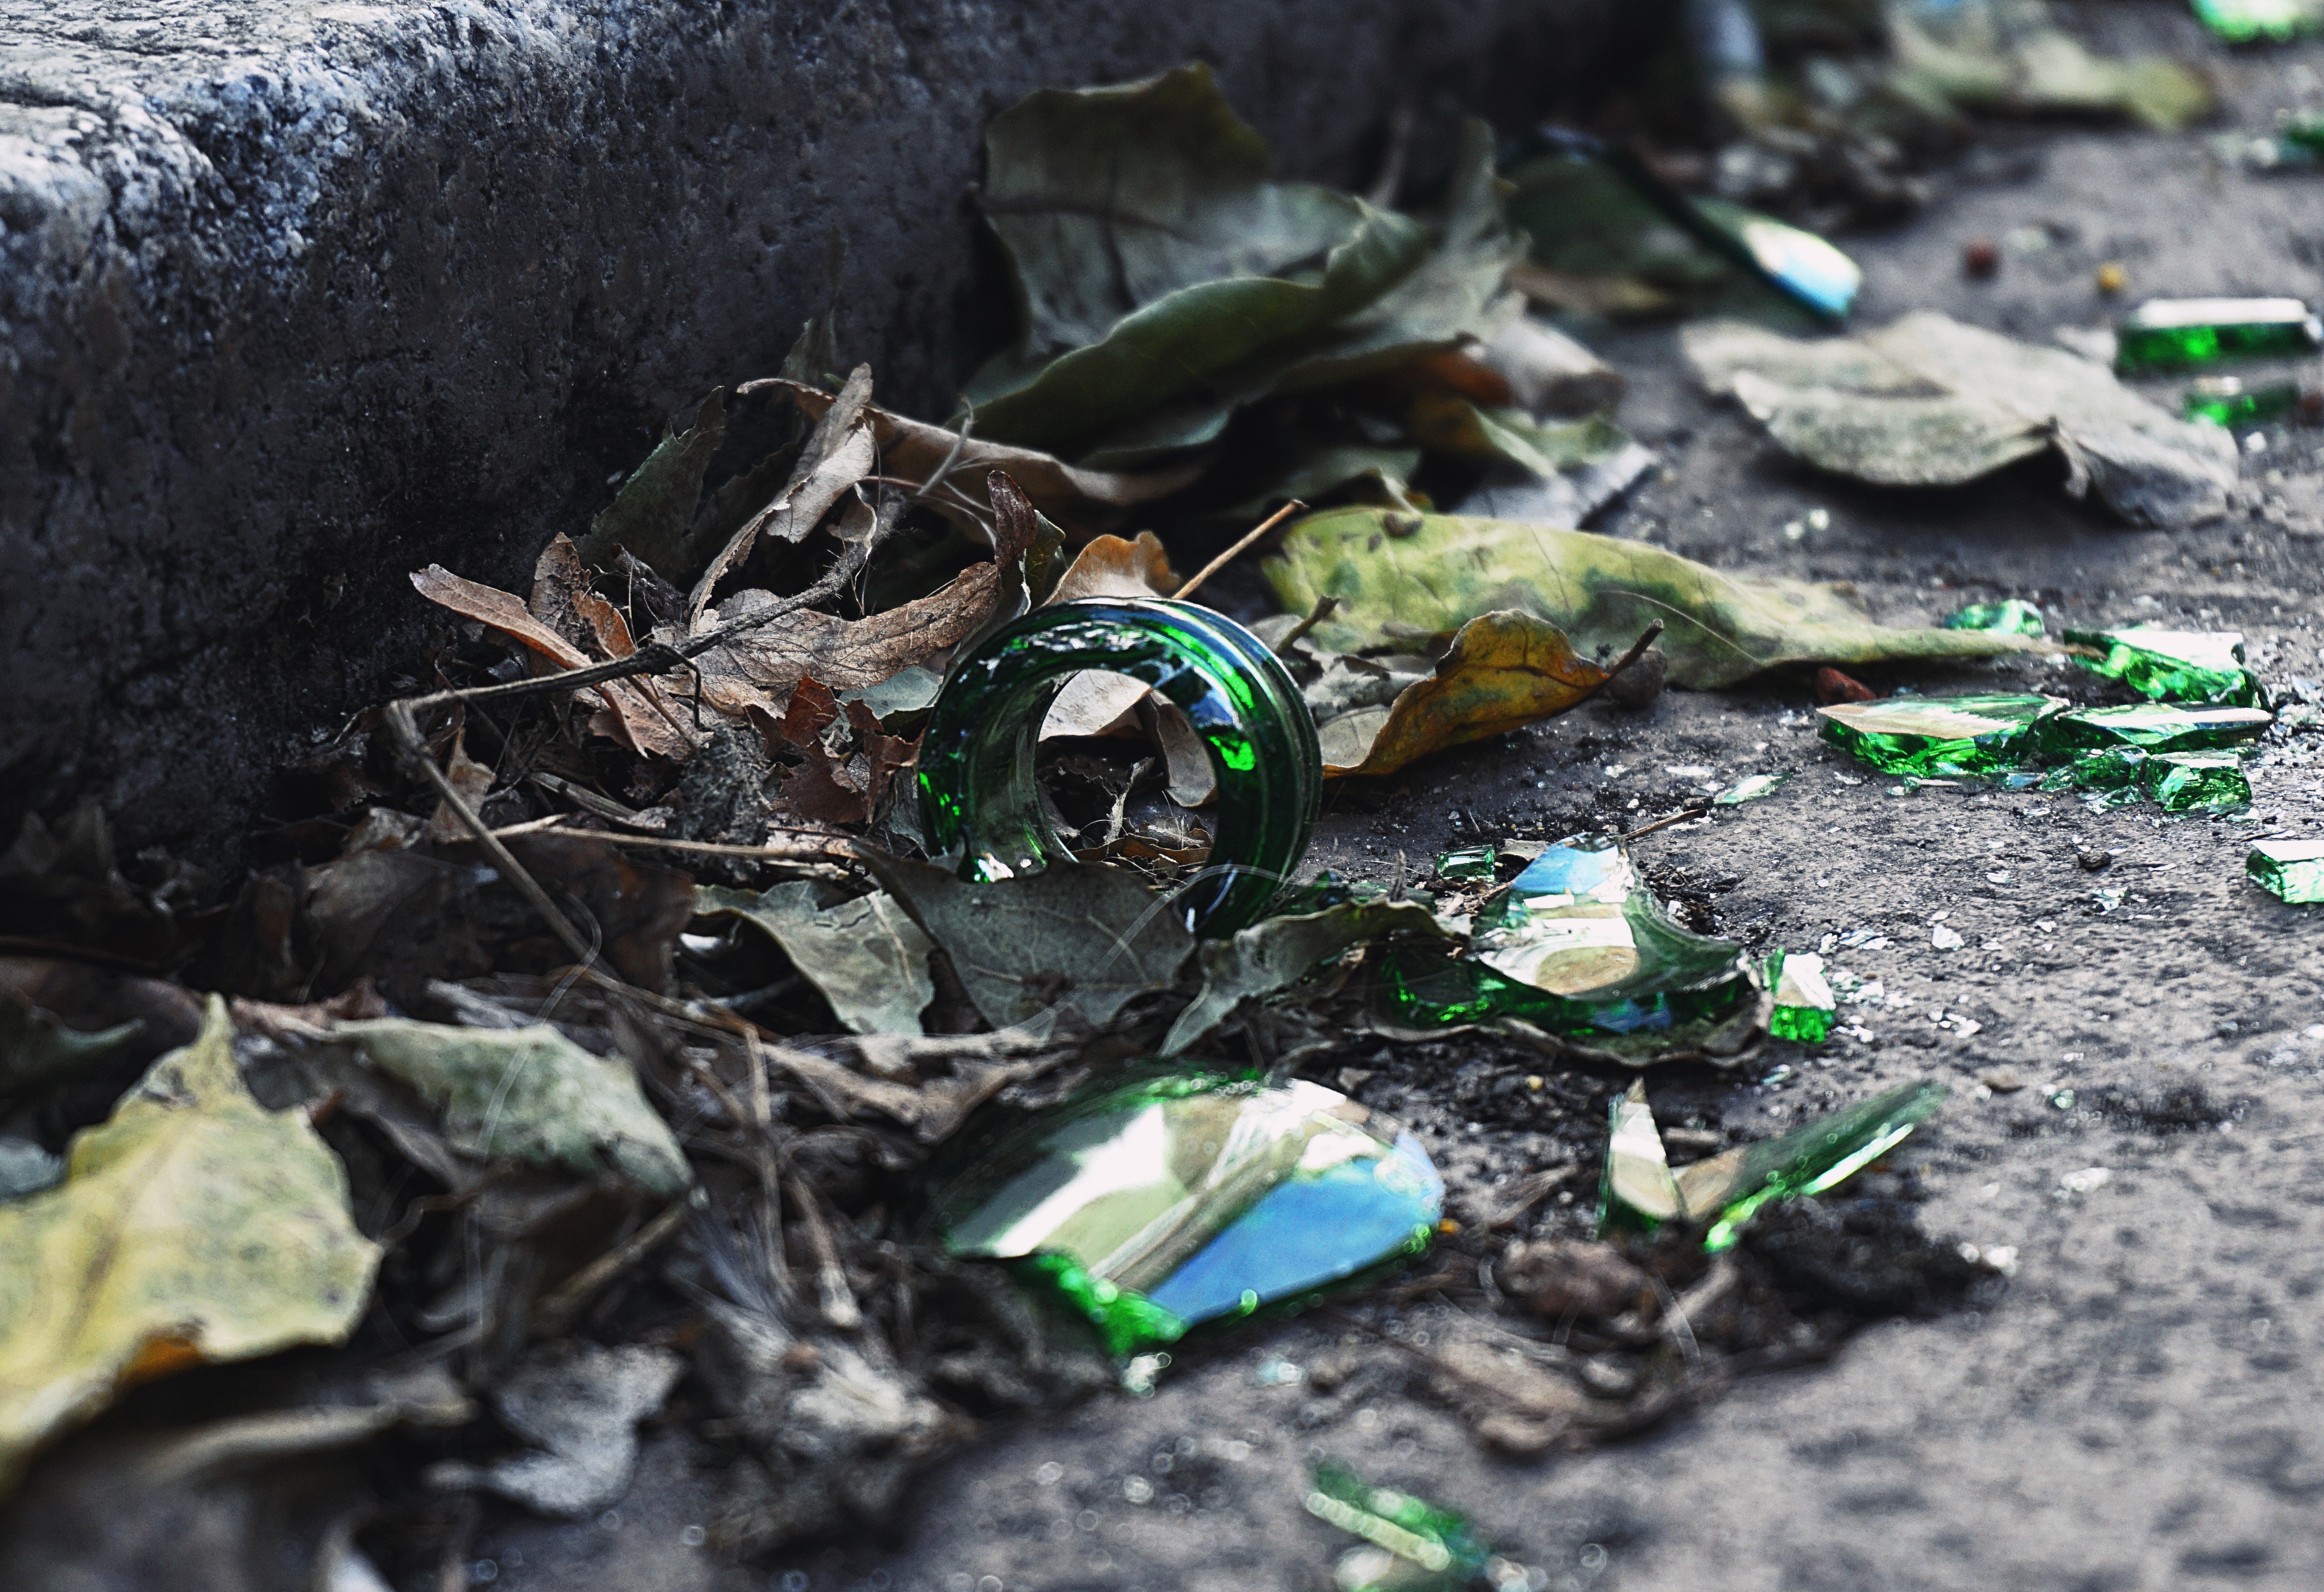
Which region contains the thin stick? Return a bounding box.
[486,823,853,863]
[532,1197,691,1336]
[1569,619,1665,711]
[1172,500,1305,600]
[1621,805,1709,842]
[785,1171,864,1331]
[1273,593,1340,655]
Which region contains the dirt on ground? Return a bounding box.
[434,16,2324,1592]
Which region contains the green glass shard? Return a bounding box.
[1305,1462,1490,1586]
[1817,694,2066,778]
[2037,747,2148,794]
[2062,627,2264,708]
[2144,752,2251,813]
[1713,772,1790,805]
[2038,701,2274,755]
[2248,838,2324,903]
[1433,846,1496,883]
[1376,837,1753,1052]
[2114,298,2322,374]
[1940,599,2047,637]
[2192,0,2323,43]
[1764,950,1836,1043]
[932,1074,1442,1355]
[1596,1079,1948,1249]
[2285,113,2324,156]
[1693,1080,1950,1251]
[1598,1080,1683,1234]
[1275,870,1395,915]
[2183,376,2304,429]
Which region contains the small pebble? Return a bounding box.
[1963,238,1999,278]
[2095,262,2127,294]
[2076,847,2111,870]
[1980,1067,2026,1093]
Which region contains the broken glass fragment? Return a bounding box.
[2143,752,2250,813]
[1433,846,1496,883]
[1764,950,1836,1043]
[1305,1462,1490,1591]
[932,1075,1442,1355]
[1713,772,1790,805]
[2248,838,2324,903]
[2038,701,2273,755]
[1377,835,1754,1048]
[2113,298,2322,374]
[2192,0,2323,43]
[1940,599,2046,637]
[2037,747,2148,795]
[1276,870,1397,915]
[2183,376,2305,429]
[2062,626,2265,708]
[1597,1079,1948,1250]
[1817,694,2066,778]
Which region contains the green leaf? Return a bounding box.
[337,1020,691,1195]
[962,67,1517,468]
[0,999,379,1493]
[696,883,935,1036]
[1264,506,2035,689]
[573,390,727,574]
[863,856,1195,1033]
[1686,312,2239,526]
[1162,899,1448,1055]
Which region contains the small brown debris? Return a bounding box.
[1814,666,1877,705]
[1499,1237,1655,1322]
[1962,239,1999,278]
[1980,1067,2027,1093]
[2095,262,2127,295]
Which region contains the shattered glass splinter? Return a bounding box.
[931,1075,1443,1356]
[918,597,1321,936]
[2184,376,2306,429]
[2113,298,2323,374]
[1380,836,1753,1044]
[2037,702,2274,756]
[1305,1463,1492,1592]
[1600,1079,1949,1251]
[1817,694,2067,779]
[1764,950,1836,1043]
[2249,839,2324,904]
[1433,846,1496,883]
[1940,599,2047,638]
[2144,752,2251,813]
[2062,627,2266,709]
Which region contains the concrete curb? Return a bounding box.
[0,0,1621,861]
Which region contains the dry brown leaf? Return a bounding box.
[685,564,997,722]
[750,379,1204,537]
[1044,532,1179,604]
[421,720,496,844]
[1318,610,1610,777]
[688,421,877,624]
[408,564,693,760]
[1040,672,1148,739]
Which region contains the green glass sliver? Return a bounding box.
[1306,1463,1490,1581]
[917,597,1320,937]
[2249,839,2324,904]
[2144,753,2250,813]
[1817,694,2063,778]
[1700,1080,1950,1252]
[1940,599,2046,637]
[2037,702,2273,756]
[2184,378,2302,429]
[2062,628,2263,708]
[2115,299,2321,374]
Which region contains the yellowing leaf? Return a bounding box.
[1319,611,1613,777]
[0,998,380,1492]
[1266,507,2035,689]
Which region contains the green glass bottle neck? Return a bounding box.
[916,597,1321,937]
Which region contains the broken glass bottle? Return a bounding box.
[1817,694,2066,778]
[2248,838,2324,903]
[1379,835,1754,1048]
[2037,701,2273,755]
[1599,1079,1948,1251]
[2183,376,2307,429]
[2143,752,2251,813]
[2062,626,2265,708]
[918,597,1321,936]
[1764,950,1836,1042]
[930,1074,1442,1356]
[2113,298,2322,374]
[1940,599,2047,637]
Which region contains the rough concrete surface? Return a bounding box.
[0,0,1616,859]
[453,18,2324,1592]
